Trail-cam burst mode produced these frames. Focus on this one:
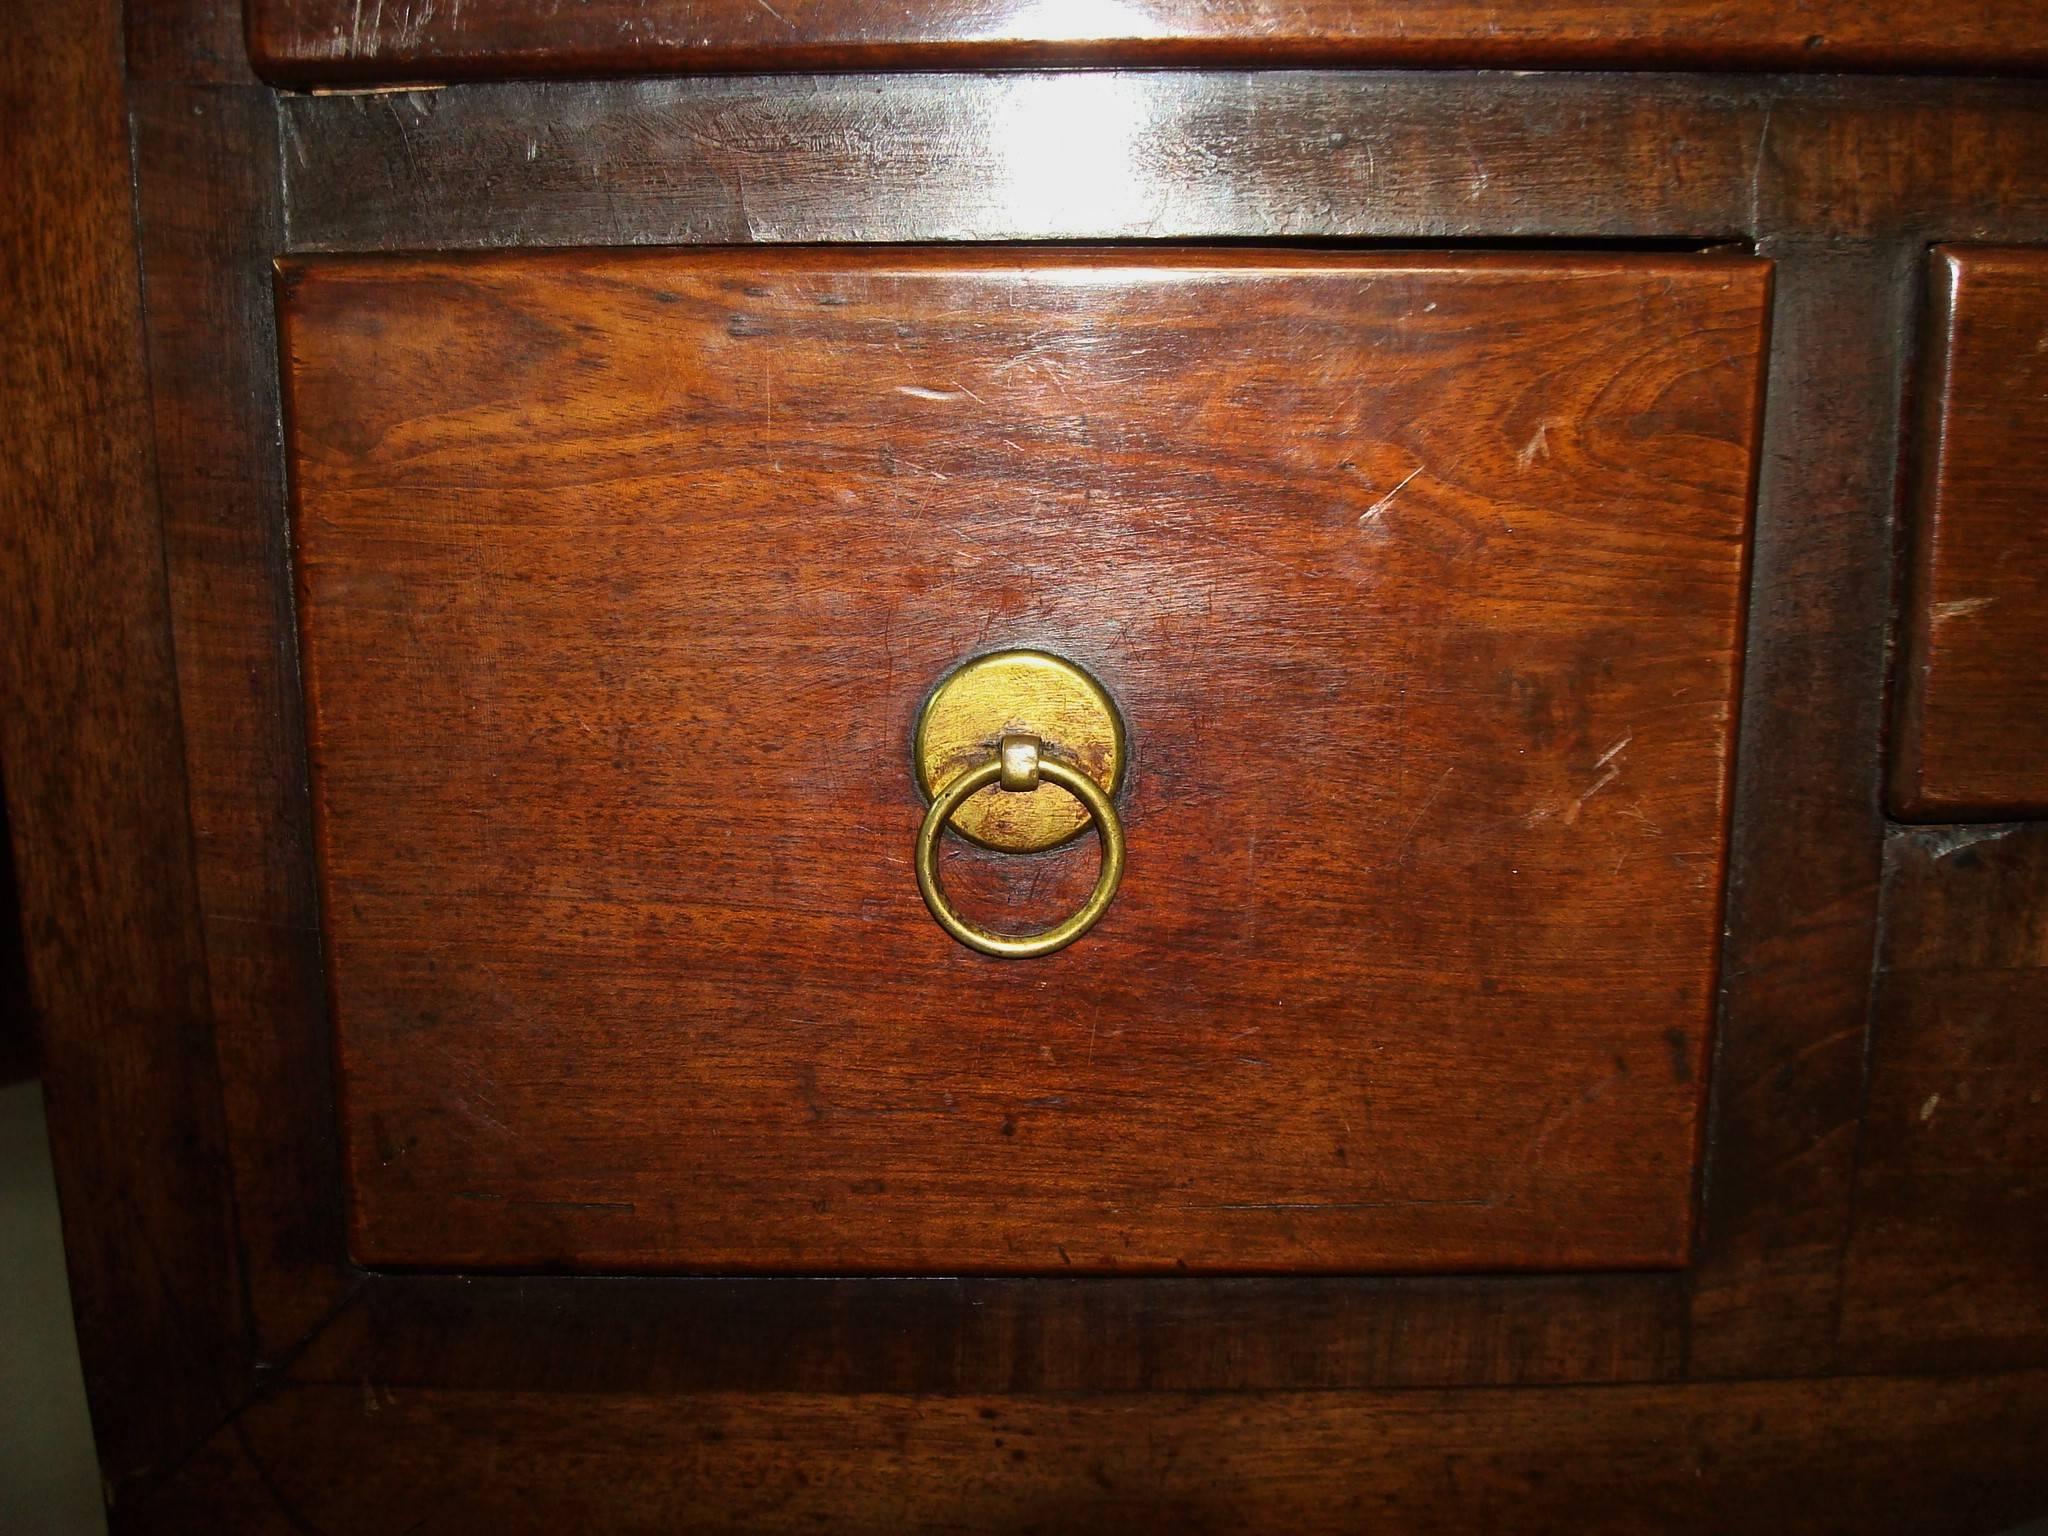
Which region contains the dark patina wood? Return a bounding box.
[1838,823,2048,1373]
[0,0,248,1487]
[1892,247,2048,820]
[14,0,2048,1520]
[244,0,2048,84]
[278,73,1770,252]
[131,78,352,1361]
[1683,241,1916,1377]
[289,1272,1688,1393]
[273,67,2048,1378]
[131,1370,2048,1535]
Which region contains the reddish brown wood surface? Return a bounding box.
[132,1370,2048,1536]
[281,248,1766,1274]
[244,0,2048,84]
[132,78,352,1356]
[129,0,251,81]
[268,67,2048,1368]
[0,0,248,1485]
[46,20,2048,1522]
[1683,243,1915,1376]
[1892,247,2048,820]
[1838,823,2048,1372]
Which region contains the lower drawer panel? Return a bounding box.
[279,247,1769,1272]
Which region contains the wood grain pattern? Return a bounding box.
[244,0,2048,84]
[279,73,2048,257]
[132,78,351,1357]
[281,248,1767,1273]
[1683,243,1913,1376]
[1892,247,2048,820]
[282,72,1769,253]
[259,77,2048,1373]
[128,0,252,82]
[295,1272,1685,1393]
[1837,824,2048,1372]
[0,0,248,1485]
[131,1370,2048,1535]
[56,27,2048,1526]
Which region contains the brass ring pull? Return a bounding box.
[915,734,1125,959]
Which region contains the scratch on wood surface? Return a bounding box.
[1931,594,1998,623]
[1562,764,1621,825]
[1921,823,2017,861]
[393,0,434,49]
[1527,756,1623,829]
[1501,1063,1632,1200]
[1617,800,1664,836]
[386,98,421,186]
[1392,767,1454,864]
[894,383,985,403]
[1516,421,1554,468]
[1359,465,1423,526]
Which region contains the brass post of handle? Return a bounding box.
[914,731,1125,959]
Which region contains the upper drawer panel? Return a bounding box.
[246,0,2048,83]
[281,248,1769,1274]
[1893,247,2048,821]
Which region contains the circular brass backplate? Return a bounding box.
[914,650,1126,853]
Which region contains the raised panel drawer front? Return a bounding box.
[279,248,1770,1273]
[1892,246,2048,820]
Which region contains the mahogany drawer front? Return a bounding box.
[279,248,1770,1274]
[1892,246,2048,820]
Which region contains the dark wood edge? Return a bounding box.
[130,76,353,1360]
[1684,239,1914,1376]
[1896,794,2048,821]
[3,0,251,1489]
[1680,253,1777,1269]
[121,1366,2048,1534]
[1830,821,2048,1374]
[240,0,2048,88]
[286,1271,1690,1395]
[281,71,1773,251]
[1889,245,1962,821]
[275,74,2048,255]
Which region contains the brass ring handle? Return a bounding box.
[915,741,1125,959]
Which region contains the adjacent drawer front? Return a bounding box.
[281,249,1770,1273]
[1893,246,2048,820]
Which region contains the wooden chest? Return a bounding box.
[5,1,2047,1530]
